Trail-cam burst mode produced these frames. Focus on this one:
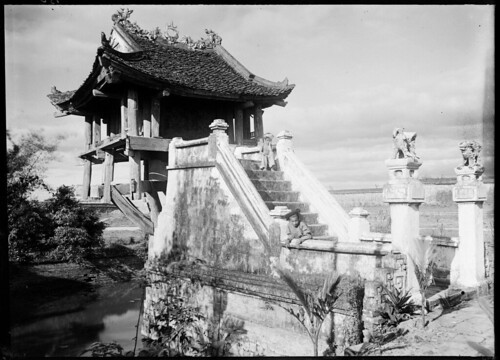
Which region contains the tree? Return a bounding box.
[7,130,60,262]
[7,130,105,263]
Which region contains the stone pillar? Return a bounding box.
[209,119,229,145]
[450,165,487,288]
[383,158,424,293]
[102,150,114,203]
[348,207,370,242]
[276,130,293,154]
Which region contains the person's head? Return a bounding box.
[264,133,273,143]
[288,213,300,227]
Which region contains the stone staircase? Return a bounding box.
[240,159,336,240]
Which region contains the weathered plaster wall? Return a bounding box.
[151,166,270,274]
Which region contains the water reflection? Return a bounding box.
[11,281,143,357]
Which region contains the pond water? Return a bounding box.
[10,281,144,357]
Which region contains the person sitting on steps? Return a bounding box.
[284,209,312,248]
[260,132,276,171]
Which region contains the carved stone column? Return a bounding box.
[276,130,293,154]
[208,119,229,161]
[383,129,424,294]
[450,141,487,288]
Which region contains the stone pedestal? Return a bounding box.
[276,130,293,154]
[450,167,487,288]
[269,206,291,243]
[348,207,370,242]
[383,158,424,294]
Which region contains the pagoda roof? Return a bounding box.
[48,9,295,114]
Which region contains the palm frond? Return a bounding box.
[274,266,312,318]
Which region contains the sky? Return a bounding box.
[5,5,494,193]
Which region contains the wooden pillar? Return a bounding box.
[234,106,244,145]
[93,115,101,146]
[102,150,114,203]
[128,89,139,136]
[82,115,93,200]
[143,98,151,138]
[128,88,141,199]
[109,111,119,137]
[242,109,251,140]
[226,107,235,144]
[151,97,160,138]
[129,151,142,200]
[254,104,264,140]
[121,96,128,137]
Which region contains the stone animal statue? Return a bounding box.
[392,128,419,160]
[458,140,482,168]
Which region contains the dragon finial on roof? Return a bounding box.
[112,8,133,24]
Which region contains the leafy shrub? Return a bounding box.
[375,284,415,326]
[8,185,105,263]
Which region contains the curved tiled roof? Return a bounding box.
[105,29,294,98]
[47,17,294,110]
[47,89,76,105]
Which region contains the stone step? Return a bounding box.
[258,190,300,202]
[309,224,328,236]
[250,179,292,192]
[245,169,284,181]
[299,212,319,225]
[265,201,309,213]
[239,159,262,170]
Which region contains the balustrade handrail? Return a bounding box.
[175,137,209,148]
[216,140,273,254]
[278,150,350,241]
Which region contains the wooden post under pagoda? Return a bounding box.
[242,109,251,140]
[151,97,160,138]
[143,99,151,138]
[82,115,93,200]
[93,115,101,146]
[121,97,128,137]
[254,104,264,140]
[128,88,141,200]
[226,108,235,144]
[234,106,244,145]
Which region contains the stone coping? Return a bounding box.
[280,239,393,256]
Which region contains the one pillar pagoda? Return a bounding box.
[47,9,294,207]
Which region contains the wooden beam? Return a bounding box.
[92,89,123,99]
[142,98,151,138]
[154,89,171,98]
[234,106,244,145]
[54,110,69,118]
[128,88,139,136]
[121,96,128,138]
[110,185,153,235]
[151,97,160,138]
[128,136,170,152]
[93,115,101,146]
[274,99,288,107]
[242,101,254,109]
